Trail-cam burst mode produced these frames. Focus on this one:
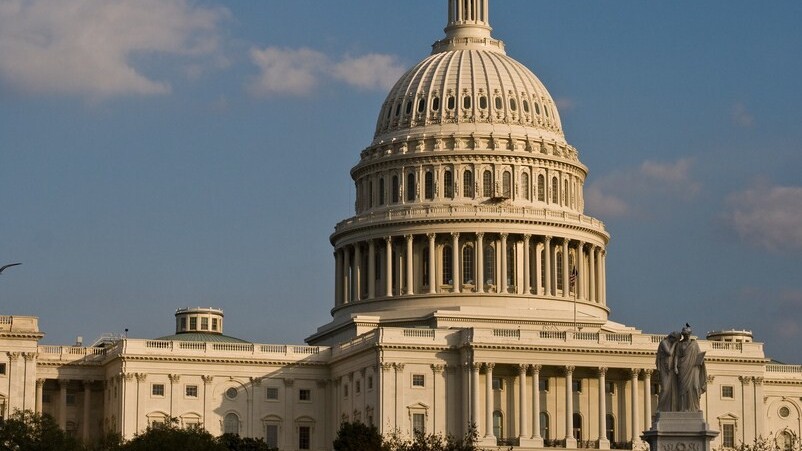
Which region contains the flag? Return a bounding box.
[569,267,578,286]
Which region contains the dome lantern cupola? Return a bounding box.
[434,0,504,54]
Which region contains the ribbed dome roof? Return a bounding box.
[372,1,564,145]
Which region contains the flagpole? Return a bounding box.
[570,266,578,332]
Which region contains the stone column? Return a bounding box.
[544,236,552,296]
[385,237,393,297]
[354,244,362,301]
[35,379,45,414]
[598,368,610,449]
[534,240,542,295]
[394,364,405,430]
[531,365,543,446]
[643,369,653,430]
[485,363,495,439]
[368,240,376,299]
[562,239,570,299]
[753,377,765,439]
[523,235,531,294]
[577,242,585,300]
[451,233,460,292]
[471,363,481,435]
[335,249,343,306]
[58,379,68,430]
[630,369,640,443]
[82,380,92,440]
[518,364,531,444]
[343,246,351,303]
[405,235,414,295]
[476,232,484,293]
[600,250,607,305]
[564,366,577,448]
[589,246,596,303]
[427,233,437,293]
[379,363,393,431]
[500,233,508,293]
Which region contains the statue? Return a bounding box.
[656,331,680,412]
[676,324,707,412]
[655,324,707,413]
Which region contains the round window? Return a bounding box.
[226,387,238,400]
[779,406,791,418]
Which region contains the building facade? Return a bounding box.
[2,1,802,450]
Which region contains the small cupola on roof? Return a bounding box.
[432,0,504,54]
[175,307,224,335]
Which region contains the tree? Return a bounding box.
[333,421,383,451]
[121,420,224,451]
[217,433,276,451]
[0,410,85,451]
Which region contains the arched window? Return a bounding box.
[493,411,504,439]
[424,172,434,200]
[563,179,569,205]
[551,177,559,204]
[444,170,454,199]
[379,178,385,206]
[392,175,399,203]
[432,96,440,112]
[521,172,530,200]
[483,171,493,197]
[224,413,240,435]
[535,102,541,115]
[572,413,582,440]
[463,170,474,197]
[537,174,545,202]
[407,173,416,201]
[442,246,453,285]
[502,172,511,198]
[369,181,374,208]
[462,95,472,110]
[422,247,430,286]
[556,250,564,291]
[484,245,495,285]
[540,412,550,441]
[462,246,474,284]
[506,244,515,289]
[606,414,615,442]
[417,97,426,113]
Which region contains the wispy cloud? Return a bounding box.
[555,97,576,111]
[0,0,228,99]
[247,47,405,98]
[724,182,802,251]
[732,102,754,128]
[585,158,700,218]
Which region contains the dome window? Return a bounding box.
[482,170,493,197]
[417,98,426,113]
[447,95,455,110]
[479,96,488,109]
[444,170,454,199]
[523,99,530,113]
[386,106,392,119]
[395,103,401,117]
[424,172,434,200]
[379,178,385,206]
[392,175,400,203]
[463,170,474,197]
[494,97,503,110]
[509,98,517,111]
[534,102,541,115]
[405,100,413,115]
[545,106,550,117]
[432,96,440,112]
[462,95,471,110]
[406,173,416,201]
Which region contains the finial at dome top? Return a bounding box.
[433,0,505,54]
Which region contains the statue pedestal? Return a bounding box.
[642,412,718,451]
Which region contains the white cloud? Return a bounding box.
[732,102,754,128]
[555,97,576,111]
[0,0,227,99]
[248,47,405,98]
[585,158,699,218]
[332,54,406,91]
[726,183,802,251]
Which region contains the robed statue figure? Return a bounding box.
[676,324,707,411]
[655,324,707,413]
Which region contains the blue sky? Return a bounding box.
[1,1,801,362]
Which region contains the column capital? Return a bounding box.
[476,231,484,238]
[752,376,764,385]
[517,364,529,374]
[82,380,95,390]
[544,235,552,241]
[135,373,147,382]
[121,372,135,381]
[484,362,495,372]
[523,233,532,240]
[393,363,405,372]
[739,375,749,385]
[563,365,575,375]
[380,362,394,372]
[530,364,542,374]
[7,351,20,361]
[283,378,295,387]
[36,378,46,387]
[23,352,37,361]
[202,375,214,384]
[471,362,483,371]
[250,376,263,386]
[629,368,641,379]
[597,367,608,376]
[500,232,508,239]
[168,374,181,383]
[384,236,393,244]
[405,234,413,241]
[642,369,653,378]
[427,232,436,240]
[450,232,460,239]
[431,364,445,374]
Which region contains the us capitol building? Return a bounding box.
[2,1,801,450]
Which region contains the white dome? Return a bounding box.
[373,3,563,145]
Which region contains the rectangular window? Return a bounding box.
[722,424,735,448]
[367,376,374,390]
[722,386,734,399]
[492,377,504,391]
[539,378,549,392]
[299,389,311,401]
[299,426,311,450]
[266,387,279,400]
[412,374,425,388]
[152,384,165,397]
[189,317,197,330]
[265,424,279,448]
[180,317,187,330]
[412,413,426,435]
[355,380,361,393]
[605,381,615,394]
[66,393,76,406]
[211,318,218,331]
[201,317,209,330]
[572,379,582,393]
[0,363,6,375]
[185,385,198,398]
[344,384,349,397]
